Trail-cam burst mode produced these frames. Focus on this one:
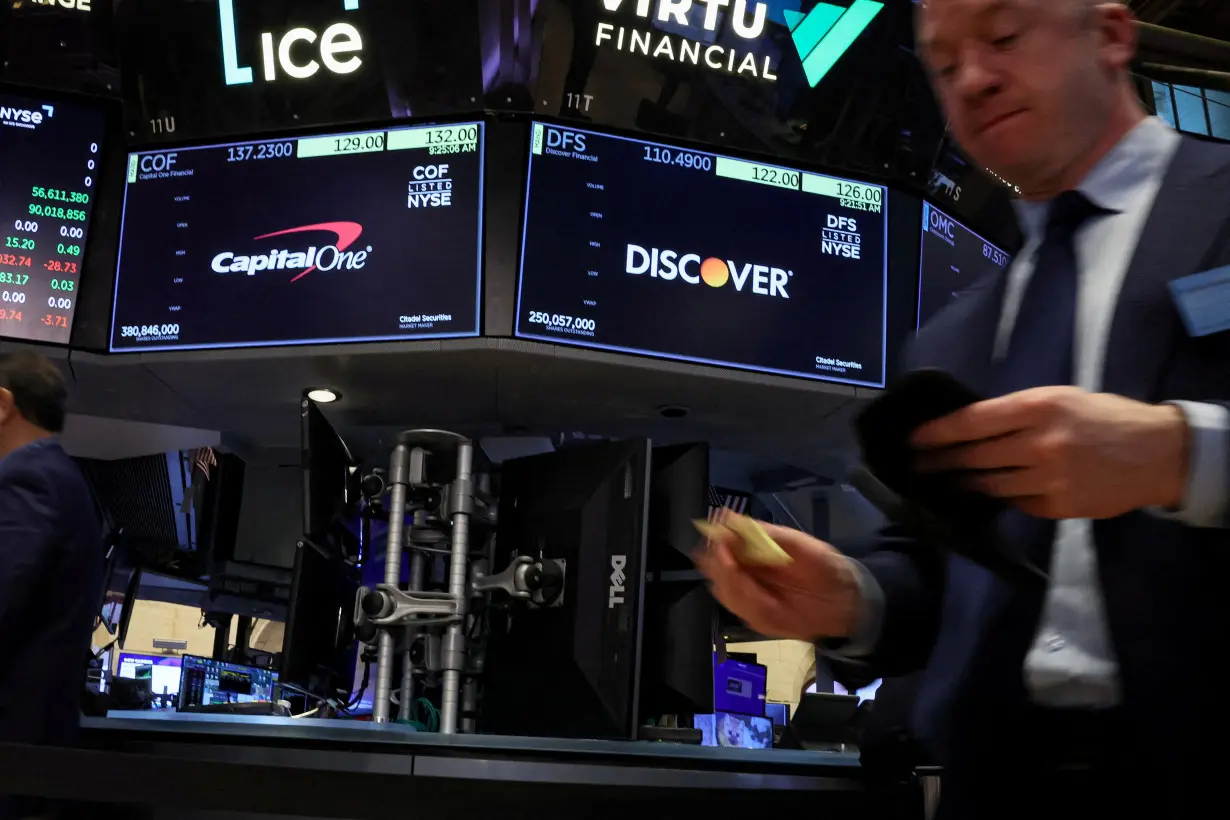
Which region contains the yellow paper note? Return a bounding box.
[693,514,792,565]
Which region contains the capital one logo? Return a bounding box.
[785,0,883,87]
[210,222,371,281]
[218,0,363,86]
[626,244,792,299]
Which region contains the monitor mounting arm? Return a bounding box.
[472,555,565,607]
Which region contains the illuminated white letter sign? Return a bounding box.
[219,0,364,86]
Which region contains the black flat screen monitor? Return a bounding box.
[301,398,356,547]
[482,440,651,740]
[640,443,715,721]
[110,120,484,351]
[917,201,1012,329]
[281,540,359,700]
[516,122,889,387]
[0,87,106,344]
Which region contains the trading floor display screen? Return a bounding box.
[0,88,105,345]
[111,121,485,351]
[516,123,888,387]
[918,202,1012,328]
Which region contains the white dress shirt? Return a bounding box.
[845,118,1230,708]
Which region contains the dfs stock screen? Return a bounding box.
[917,202,1012,328]
[516,124,888,387]
[111,121,484,351]
[0,89,105,345]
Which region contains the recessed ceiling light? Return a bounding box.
[307,388,340,403]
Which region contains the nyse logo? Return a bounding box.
[626,245,791,299]
[408,164,453,209]
[608,555,627,609]
[0,104,54,131]
[219,0,363,86]
[821,215,861,259]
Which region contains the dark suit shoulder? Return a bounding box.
[0,440,76,483]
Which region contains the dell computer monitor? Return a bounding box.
[639,443,716,721]
[280,540,360,701]
[481,440,652,740]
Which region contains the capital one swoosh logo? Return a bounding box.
[784,0,883,88]
[210,221,371,282]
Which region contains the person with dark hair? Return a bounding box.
[0,351,103,818]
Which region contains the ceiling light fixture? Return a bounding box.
[306,388,340,403]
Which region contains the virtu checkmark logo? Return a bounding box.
[783,0,884,88]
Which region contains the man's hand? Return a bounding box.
[913,386,1189,519]
[694,515,863,640]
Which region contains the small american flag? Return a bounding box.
[192,447,217,481]
[180,447,218,515]
[707,487,751,523]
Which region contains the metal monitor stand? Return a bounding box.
[365,430,474,733]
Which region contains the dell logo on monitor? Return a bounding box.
[608,555,627,609]
[218,0,364,86]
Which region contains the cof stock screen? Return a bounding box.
[516,123,888,386]
[0,89,105,345]
[917,202,1012,329]
[111,122,484,351]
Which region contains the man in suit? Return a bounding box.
[698,1,1230,816]
[0,352,102,748]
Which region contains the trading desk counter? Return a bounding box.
[0,715,868,819]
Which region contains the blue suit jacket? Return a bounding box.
[854,136,1230,811]
[0,438,102,746]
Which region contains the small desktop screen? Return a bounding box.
[811,678,882,702]
[917,201,1012,328]
[112,121,484,351]
[177,655,280,710]
[517,122,889,387]
[116,652,182,701]
[695,712,774,749]
[713,654,767,717]
[0,87,106,345]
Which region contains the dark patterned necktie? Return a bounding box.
[993,191,1107,570]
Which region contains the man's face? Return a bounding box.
[917,0,1131,189]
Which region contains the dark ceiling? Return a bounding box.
[1134,0,1230,39]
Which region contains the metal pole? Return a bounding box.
[372,443,409,725]
[372,446,427,724]
[439,442,473,734]
[398,517,426,723]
